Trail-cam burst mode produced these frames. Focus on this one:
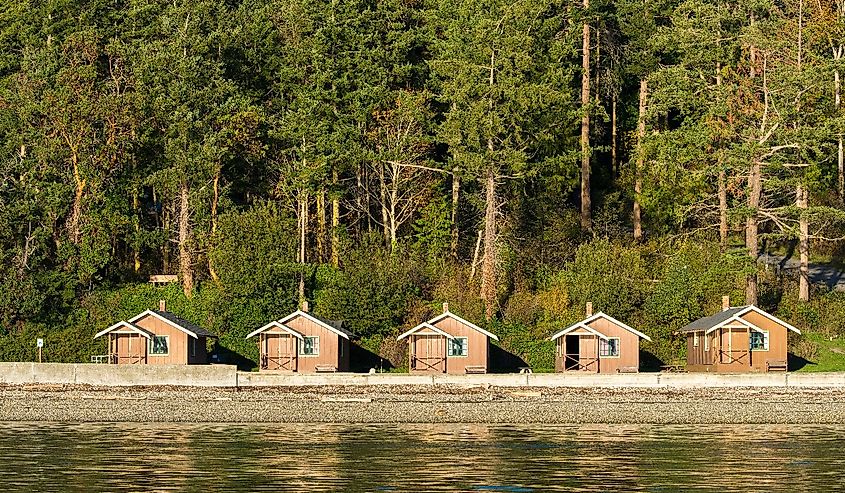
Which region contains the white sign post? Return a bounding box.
[36,338,43,363]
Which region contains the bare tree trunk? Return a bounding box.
[379,164,390,247]
[178,181,193,298]
[389,175,398,251]
[746,159,761,305]
[470,229,482,280]
[331,169,340,268]
[356,164,364,237]
[836,57,843,200]
[716,63,727,251]
[451,170,460,260]
[633,78,647,241]
[719,170,728,251]
[298,190,308,301]
[798,184,810,301]
[69,150,85,244]
[480,168,497,320]
[316,189,326,263]
[133,190,141,273]
[208,165,220,282]
[611,95,618,178]
[580,1,592,231]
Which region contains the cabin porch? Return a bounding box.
[555,333,602,373]
[106,332,148,365]
[259,332,298,371]
[408,334,448,373]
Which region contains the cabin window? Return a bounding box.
[448,337,468,357]
[150,335,169,356]
[704,333,710,351]
[299,336,319,356]
[693,332,699,347]
[599,338,620,357]
[750,331,769,351]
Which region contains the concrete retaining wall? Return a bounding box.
[5,363,845,388]
[0,363,237,387]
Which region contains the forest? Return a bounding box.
[0,0,844,370]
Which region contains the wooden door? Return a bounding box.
[412,335,446,373]
[264,334,297,371]
[580,335,599,372]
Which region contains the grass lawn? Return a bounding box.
[794,332,845,372]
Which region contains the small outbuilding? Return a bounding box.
[680,296,800,372]
[247,303,352,372]
[94,300,216,365]
[397,303,498,374]
[549,303,652,373]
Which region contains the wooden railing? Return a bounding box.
[564,354,598,372]
[262,354,296,371]
[411,355,445,372]
[719,349,749,365]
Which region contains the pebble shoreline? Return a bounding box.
[2,385,845,424]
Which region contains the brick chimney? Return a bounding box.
[722,296,730,311]
[302,300,309,313]
[159,299,166,312]
[585,302,593,317]
[442,302,449,313]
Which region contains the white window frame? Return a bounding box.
[447,337,468,357]
[693,332,699,347]
[299,336,320,357]
[149,335,170,356]
[749,331,769,351]
[599,337,620,358]
[704,333,710,351]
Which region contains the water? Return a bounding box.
[0,423,841,492]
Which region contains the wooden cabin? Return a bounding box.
[247,302,352,372]
[93,300,216,365]
[397,303,498,374]
[549,303,652,373]
[680,296,800,372]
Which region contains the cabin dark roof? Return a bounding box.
[152,310,217,338]
[311,313,353,338]
[678,306,748,333]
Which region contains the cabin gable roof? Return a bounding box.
[426,311,499,341]
[549,312,652,342]
[128,310,217,339]
[679,305,800,334]
[245,321,305,340]
[279,310,351,339]
[94,321,154,340]
[397,322,456,341]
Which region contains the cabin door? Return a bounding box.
[564,335,581,370]
[263,334,297,371]
[412,335,446,373]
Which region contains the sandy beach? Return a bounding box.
[2,384,845,424]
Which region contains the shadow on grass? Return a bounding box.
[488,345,529,373]
[639,350,666,372]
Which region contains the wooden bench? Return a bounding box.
[767,359,788,372]
[616,366,639,374]
[660,364,687,373]
[465,366,487,374]
[315,365,338,373]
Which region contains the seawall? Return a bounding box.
[3,363,845,388]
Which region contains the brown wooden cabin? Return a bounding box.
[680,296,800,372]
[549,303,652,373]
[247,304,352,372]
[397,303,498,374]
[93,300,216,365]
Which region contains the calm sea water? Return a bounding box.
[0,422,841,492]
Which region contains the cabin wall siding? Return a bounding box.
[742,311,789,371]
[432,316,489,374]
[133,314,190,365]
[283,315,348,372]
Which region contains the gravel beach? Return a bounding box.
[2,385,845,423]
